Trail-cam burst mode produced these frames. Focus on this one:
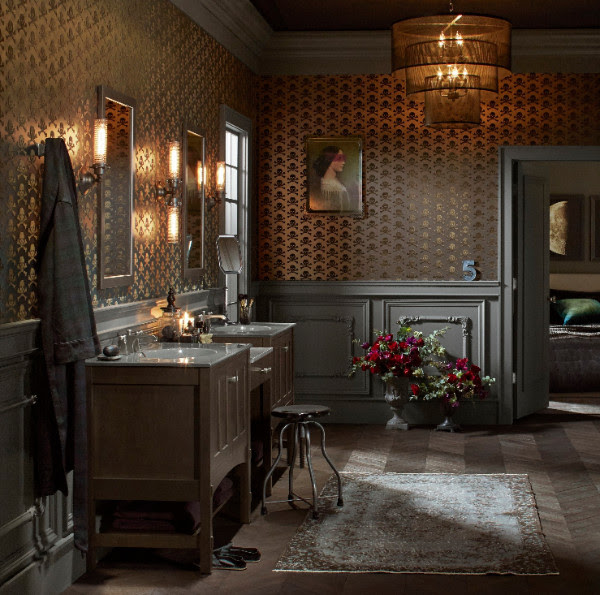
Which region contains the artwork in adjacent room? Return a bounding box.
[306,137,362,215]
[549,194,585,261]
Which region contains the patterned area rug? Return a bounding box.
[275,473,558,575]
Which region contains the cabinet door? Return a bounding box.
[210,353,250,484]
[272,329,294,409]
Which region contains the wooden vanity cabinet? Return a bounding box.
[213,326,294,411]
[213,326,294,493]
[85,350,250,574]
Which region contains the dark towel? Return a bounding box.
[34,138,100,552]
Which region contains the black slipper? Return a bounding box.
[208,553,247,571]
[215,543,261,563]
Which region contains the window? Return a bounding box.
[220,106,252,321]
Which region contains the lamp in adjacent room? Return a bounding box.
[392,3,511,128]
[206,161,226,210]
[79,118,108,190]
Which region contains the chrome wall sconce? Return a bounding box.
[156,140,182,244]
[80,118,108,190]
[206,161,226,210]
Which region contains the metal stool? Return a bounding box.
[261,404,343,519]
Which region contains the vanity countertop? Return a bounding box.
[210,321,295,338]
[85,342,249,368]
[249,346,273,364]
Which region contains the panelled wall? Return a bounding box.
[256,73,600,282]
[1,0,255,592]
[1,0,257,325]
[254,72,600,428]
[260,281,502,425]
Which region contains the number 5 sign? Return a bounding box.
[462,260,478,281]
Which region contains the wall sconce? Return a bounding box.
[79,118,108,191]
[156,140,182,244]
[206,161,226,210]
[156,140,182,200]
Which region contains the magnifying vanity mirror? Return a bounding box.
[216,235,243,273]
[182,125,206,279]
[97,85,136,289]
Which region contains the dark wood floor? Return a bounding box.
[64,401,600,595]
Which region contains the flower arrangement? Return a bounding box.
[349,326,448,384]
[350,323,495,410]
[412,357,495,409]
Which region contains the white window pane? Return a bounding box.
[226,131,233,164]
[228,132,239,165]
[228,168,238,202]
[225,201,237,235]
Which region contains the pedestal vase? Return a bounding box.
[384,377,410,430]
[436,401,461,432]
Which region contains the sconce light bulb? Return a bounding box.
[93,118,108,165]
[167,204,180,244]
[168,140,181,180]
[216,161,226,193]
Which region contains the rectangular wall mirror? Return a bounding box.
[98,85,135,289]
[182,124,206,279]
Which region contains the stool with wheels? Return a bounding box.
[261,404,343,519]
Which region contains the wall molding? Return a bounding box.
[169,0,272,72]
[168,0,600,75]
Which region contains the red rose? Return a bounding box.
[448,373,458,383]
[471,364,481,373]
[411,383,420,396]
[416,337,424,346]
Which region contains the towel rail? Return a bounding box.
[0,394,37,416]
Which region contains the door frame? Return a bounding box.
[499,146,600,422]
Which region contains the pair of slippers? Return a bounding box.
[211,543,261,571]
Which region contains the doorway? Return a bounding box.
[500,146,600,421]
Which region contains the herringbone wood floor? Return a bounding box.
[65,402,600,595]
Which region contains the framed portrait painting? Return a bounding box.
[306,136,363,215]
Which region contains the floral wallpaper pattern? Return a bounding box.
[257,73,600,281]
[1,0,256,324]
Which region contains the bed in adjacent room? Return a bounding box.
[549,289,600,394]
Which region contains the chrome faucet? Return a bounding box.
[118,329,158,354]
[197,313,227,333]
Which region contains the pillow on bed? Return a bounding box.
[553,298,600,325]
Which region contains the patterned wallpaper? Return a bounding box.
[0,0,256,324]
[257,73,600,281]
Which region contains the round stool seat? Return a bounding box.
[271,404,331,422]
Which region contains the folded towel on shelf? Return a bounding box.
[102,475,236,534]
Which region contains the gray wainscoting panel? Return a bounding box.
[260,281,502,425]
[270,299,370,396]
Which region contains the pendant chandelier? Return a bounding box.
[392,3,511,129]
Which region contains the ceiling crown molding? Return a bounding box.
[170,1,600,75]
[169,0,272,72]
[260,29,600,75]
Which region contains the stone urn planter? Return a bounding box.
[384,377,411,430]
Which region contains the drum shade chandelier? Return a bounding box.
[392,2,511,128]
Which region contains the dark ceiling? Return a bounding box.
[249,0,600,31]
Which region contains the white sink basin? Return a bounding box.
[142,348,218,360]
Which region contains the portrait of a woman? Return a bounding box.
[307,137,362,215]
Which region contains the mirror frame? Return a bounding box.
[216,234,243,274]
[182,123,206,279]
[97,85,136,289]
